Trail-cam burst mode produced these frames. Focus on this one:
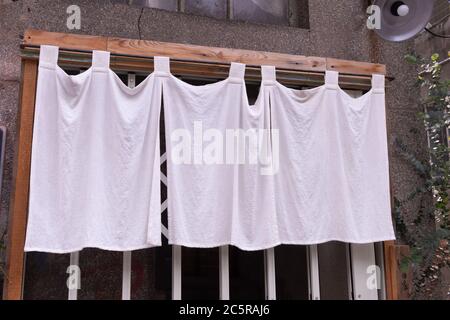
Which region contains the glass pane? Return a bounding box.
[110,0,129,5]
[374,242,386,300]
[23,253,69,300]
[182,247,219,299]
[233,0,289,26]
[77,249,122,300]
[185,0,227,19]
[131,247,172,299]
[245,82,260,105]
[229,247,265,299]
[275,245,309,300]
[318,242,351,300]
[288,0,310,28]
[129,0,178,11]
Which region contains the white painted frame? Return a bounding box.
[307,245,320,300]
[68,251,79,300]
[350,244,379,300]
[264,248,276,300]
[219,246,230,300]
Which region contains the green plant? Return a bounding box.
[395,53,450,299]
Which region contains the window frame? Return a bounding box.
[3,29,397,300]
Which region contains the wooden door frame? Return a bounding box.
[3,58,38,300]
[3,29,399,300]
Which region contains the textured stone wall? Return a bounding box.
[0,0,432,298]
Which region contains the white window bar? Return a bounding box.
[350,243,378,300]
[160,152,167,165]
[122,251,132,300]
[120,72,137,301]
[160,170,168,186]
[68,251,79,300]
[264,248,276,300]
[161,221,169,239]
[172,245,182,300]
[374,242,387,300]
[161,199,168,212]
[307,245,320,300]
[160,152,168,239]
[219,246,230,300]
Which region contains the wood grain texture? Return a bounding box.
[107,38,327,72]
[20,47,376,90]
[327,57,386,76]
[24,29,108,51]
[23,29,386,76]
[3,60,38,300]
[23,54,376,91]
[383,244,412,300]
[383,241,399,300]
[395,245,412,300]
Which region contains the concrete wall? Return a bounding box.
[0,0,432,297]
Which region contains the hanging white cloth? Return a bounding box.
[24,46,165,253]
[25,46,395,252]
[265,66,396,244]
[163,62,279,250]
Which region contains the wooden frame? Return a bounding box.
[3,59,38,300]
[22,29,386,74]
[20,29,392,91]
[4,29,397,300]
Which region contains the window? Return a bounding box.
[118,0,310,28]
[12,30,393,300]
[22,71,384,300]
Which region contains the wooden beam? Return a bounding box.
[327,57,386,76]
[23,29,386,76]
[23,29,108,52]
[107,38,326,72]
[19,47,377,90]
[384,243,413,300]
[2,59,38,300]
[395,245,412,299]
[383,241,399,300]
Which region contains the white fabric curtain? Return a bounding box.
[24,46,395,253]
[162,61,279,250]
[264,66,395,244]
[24,46,164,253]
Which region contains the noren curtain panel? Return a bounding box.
[24,46,395,253]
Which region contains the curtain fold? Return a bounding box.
[25,46,164,253]
[25,46,395,253]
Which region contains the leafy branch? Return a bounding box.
[395,53,450,298]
